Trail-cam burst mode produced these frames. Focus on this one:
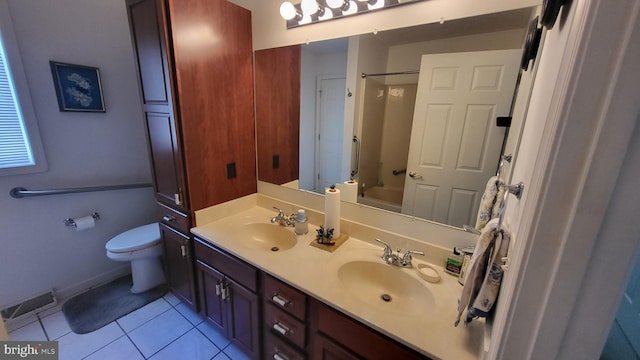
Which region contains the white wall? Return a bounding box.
[0,0,155,308]
[299,47,348,191]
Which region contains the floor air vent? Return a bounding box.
[1,290,57,321]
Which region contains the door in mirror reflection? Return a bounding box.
[401,49,521,227]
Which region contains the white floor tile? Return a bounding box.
[40,311,71,340]
[162,292,181,306]
[149,328,220,360]
[212,352,231,360]
[222,344,251,360]
[56,322,124,360]
[8,320,47,341]
[116,297,171,333]
[175,302,203,326]
[84,335,143,360]
[127,308,193,358]
[196,321,230,350]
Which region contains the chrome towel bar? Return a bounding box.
[10,183,152,198]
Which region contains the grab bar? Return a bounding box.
[350,135,360,178]
[10,183,153,198]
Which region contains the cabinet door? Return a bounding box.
[312,334,361,360]
[159,223,196,309]
[197,261,228,334]
[127,0,187,211]
[227,277,261,359]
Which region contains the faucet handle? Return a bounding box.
[375,238,393,256]
[272,206,284,215]
[401,250,424,266]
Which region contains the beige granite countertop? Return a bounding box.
[192,203,483,360]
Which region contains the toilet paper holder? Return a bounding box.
[64,212,100,228]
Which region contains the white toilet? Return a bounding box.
[105,223,165,293]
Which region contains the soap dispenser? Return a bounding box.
[294,209,308,235]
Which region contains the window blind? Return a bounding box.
[0,38,33,169]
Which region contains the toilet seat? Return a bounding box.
[106,223,161,253]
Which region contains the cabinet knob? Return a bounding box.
[174,193,182,206]
[180,245,187,257]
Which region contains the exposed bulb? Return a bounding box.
[279,2,298,20]
[326,0,344,9]
[301,0,320,15]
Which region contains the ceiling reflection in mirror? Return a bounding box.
[256,7,537,229]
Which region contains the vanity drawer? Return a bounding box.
[264,331,306,360]
[264,273,307,321]
[156,202,190,234]
[265,302,306,349]
[194,238,258,292]
[316,301,427,360]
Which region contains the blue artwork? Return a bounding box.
[50,61,105,112]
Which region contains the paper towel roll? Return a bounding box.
[324,187,341,238]
[73,215,96,231]
[336,180,358,203]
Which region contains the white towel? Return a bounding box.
[455,218,511,327]
[475,176,506,231]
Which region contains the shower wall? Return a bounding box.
[359,80,417,194]
[379,83,417,189]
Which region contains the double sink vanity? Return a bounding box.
[190,193,484,360]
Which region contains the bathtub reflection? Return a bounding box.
[358,186,403,213]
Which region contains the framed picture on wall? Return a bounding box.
[50,61,105,112]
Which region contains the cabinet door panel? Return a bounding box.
[197,261,227,333]
[312,334,360,360]
[146,112,184,208]
[159,223,196,309]
[228,278,260,358]
[127,0,170,104]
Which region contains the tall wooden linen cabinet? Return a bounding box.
[126,0,257,311]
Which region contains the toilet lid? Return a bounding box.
[106,223,161,253]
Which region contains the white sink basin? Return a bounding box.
[337,260,435,315]
[235,223,297,252]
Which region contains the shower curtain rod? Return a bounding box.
[361,70,419,78]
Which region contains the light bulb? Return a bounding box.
[301,0,319,15]
[326,0,344,9]
[280,2,297,20]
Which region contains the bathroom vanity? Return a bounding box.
[191,197,484,360]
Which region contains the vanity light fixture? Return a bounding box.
[280,0,426,29]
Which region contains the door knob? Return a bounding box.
[408,171,422,179]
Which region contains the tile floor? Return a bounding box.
[7,292,250,360]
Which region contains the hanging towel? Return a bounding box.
[455,218,511,327]
[475,176,506,231]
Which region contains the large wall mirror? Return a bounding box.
[255,6,541,230]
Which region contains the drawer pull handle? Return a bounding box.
[221,283,230,301]
[215,282,222,296]
[273,321,290,336]
[180,245,187,257]
[162,215,176,222]
[272,294,290,307]
[273,353,289,360]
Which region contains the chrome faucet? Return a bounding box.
[375,238,424,267]
[270,207,295,227]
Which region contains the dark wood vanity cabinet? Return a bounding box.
[159,221,196,309]
[194,238,261,359]
[126,0,256,311]
[263,273,309,359]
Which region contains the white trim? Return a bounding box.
[0,0,47,176]
[490,0,640,358]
